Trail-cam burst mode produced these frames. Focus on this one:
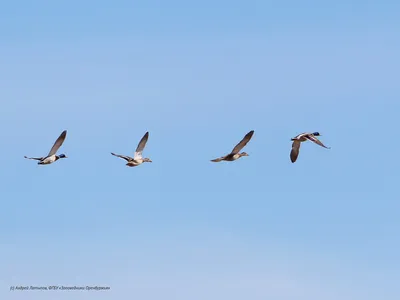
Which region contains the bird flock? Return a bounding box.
[24,130,330,166]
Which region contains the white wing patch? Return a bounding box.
[134,151,143,159]
[295,133,308,139]
[41,155,57,164]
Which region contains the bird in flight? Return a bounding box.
[111,131,152,167]
[290,132,330,163]
[24,130,68,165]
[211,130,254,162]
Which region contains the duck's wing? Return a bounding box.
[211,155,226,162]
[290,140,301,163]
[111,153,132,162]
[134,132,149,159]
[306,135,330,149]
[230,130,254,154]
[293,132,307,140]
[48,130,67,156]
[24,156,43,161]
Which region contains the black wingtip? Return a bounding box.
[246,130,254,138]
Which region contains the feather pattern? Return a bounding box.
[134,132,149,159]
[231,130,254,154]
[48,130,67,156]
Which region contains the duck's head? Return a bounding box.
[313,132,321,136]
[59,154,67,158]
[240,152,249,157]
[143,158,152,163]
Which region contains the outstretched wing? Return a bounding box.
[231,130,254,154]
[48,130,67,156]
[290,140,301,163]
[306,135,330,149]
[111,152,132,162]
[24,156,43,161]
[134,132,149,159]
[210,156,226,162]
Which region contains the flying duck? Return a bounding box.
[290,132,330,163]
[111,131,152,167]
[211,130,254,162]
[24,130,68,165]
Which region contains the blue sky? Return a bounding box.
[1,0,399,299]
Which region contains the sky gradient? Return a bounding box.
[1,1,400,299]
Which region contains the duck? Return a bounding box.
[24,130,68,165]
[290,132,330,163]
[111,131,152,167]
[211,130,254,162]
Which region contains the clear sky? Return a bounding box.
[1,0,399,299]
